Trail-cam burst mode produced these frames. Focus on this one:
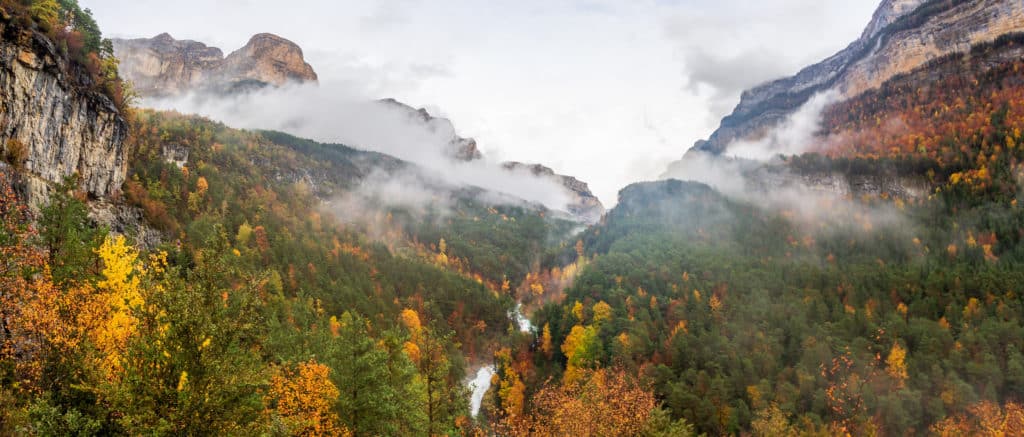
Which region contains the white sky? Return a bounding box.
[85,0,878,205]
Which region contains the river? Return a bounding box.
[468,303,534,417]
[469,365,496,417]
[512,303,534,333]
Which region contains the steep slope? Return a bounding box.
[692,0,1024,155]
[0,10,128,203]
[502,162,605,223]
[112,33,317,97]
[377,98,483,161]
[374,99,607,220]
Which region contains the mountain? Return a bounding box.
[502,162,605,223]
[8,0,1024,436]
[376,98,483,161]
[112,33,317,97]
[113,36,607,222]
[690,0,1024,155]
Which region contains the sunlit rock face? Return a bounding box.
[690,0,1024,156]
[112,32,317,97]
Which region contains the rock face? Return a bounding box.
[750,164,931,200]
[0,18,128,203]
[112,33,317,97]
[692,0,1024,155]
[502,162,606,223]
[664,150,932,202]
[377,98,483,161]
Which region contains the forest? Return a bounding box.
[3,0,1024,435]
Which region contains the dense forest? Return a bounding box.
[3,0,1024,435]
[484,32,1024,437]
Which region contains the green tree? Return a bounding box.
[29,0,60,27]
[105,230,267,435]
[39,176,105,285]
[329,312,426,436]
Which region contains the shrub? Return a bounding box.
[4,138,28,170]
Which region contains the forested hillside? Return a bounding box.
[4,0,1024,436]
[489,28,1024,437]
[0,2,585,433]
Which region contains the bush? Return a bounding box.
[4,138,28,170]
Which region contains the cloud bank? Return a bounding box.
[140,83,572,213]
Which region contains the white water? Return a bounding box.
[466,303,532,417]
[512,303,534,333]
[469,365,496,417]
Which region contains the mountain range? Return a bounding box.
[3,0,1024,435]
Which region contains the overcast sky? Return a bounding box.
[85,0,878,205]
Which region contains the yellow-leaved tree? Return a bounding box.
[94,235,146,377]
[266,360,349,437]
[541,323,553,358]
[886,342,909,387]
[592,301,613,323]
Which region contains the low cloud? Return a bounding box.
[726,90,839,160]
[140,83,574,215]
[661,90,909,232]
[662,0,874,122]
[680,47,794,118]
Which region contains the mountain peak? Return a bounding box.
[376,98,483,161]
[861,0,929,39]
[224,32,318,86]
[153,32,175,42]
[112,33,317,97]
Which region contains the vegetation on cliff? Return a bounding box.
[0,0,132,110]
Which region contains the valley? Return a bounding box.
[2,0,1024,436]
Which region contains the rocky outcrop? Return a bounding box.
[371,99,604,221]
[221,34,317,89]
[502,162,606,223]
[112,33,317,97]
[377,98,483,161]
[750,164,931,200]
[0,17,128,204]
[691,0,1024,155]
[88,200,163,250]
[663,149,933,204]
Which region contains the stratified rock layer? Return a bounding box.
[0,18,128,201]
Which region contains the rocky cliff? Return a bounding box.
[376,98,483,161]
[692,0,1024,155]
[0,16,128,204]
[502,162,606,223]
[112,33,317,97]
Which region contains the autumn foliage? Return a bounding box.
[498,369,656,437]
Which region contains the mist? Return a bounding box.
[725,90,839,160]
[662,90,910,232]
[139,82,573,215]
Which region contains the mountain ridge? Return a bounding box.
[689,0,1024,156]
[112,32,317,97]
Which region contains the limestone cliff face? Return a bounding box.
[112,33,317,97]
[502,162,606,223]
[692,0,1024,155]
[222,34,317,88]
[0,18,128,202]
